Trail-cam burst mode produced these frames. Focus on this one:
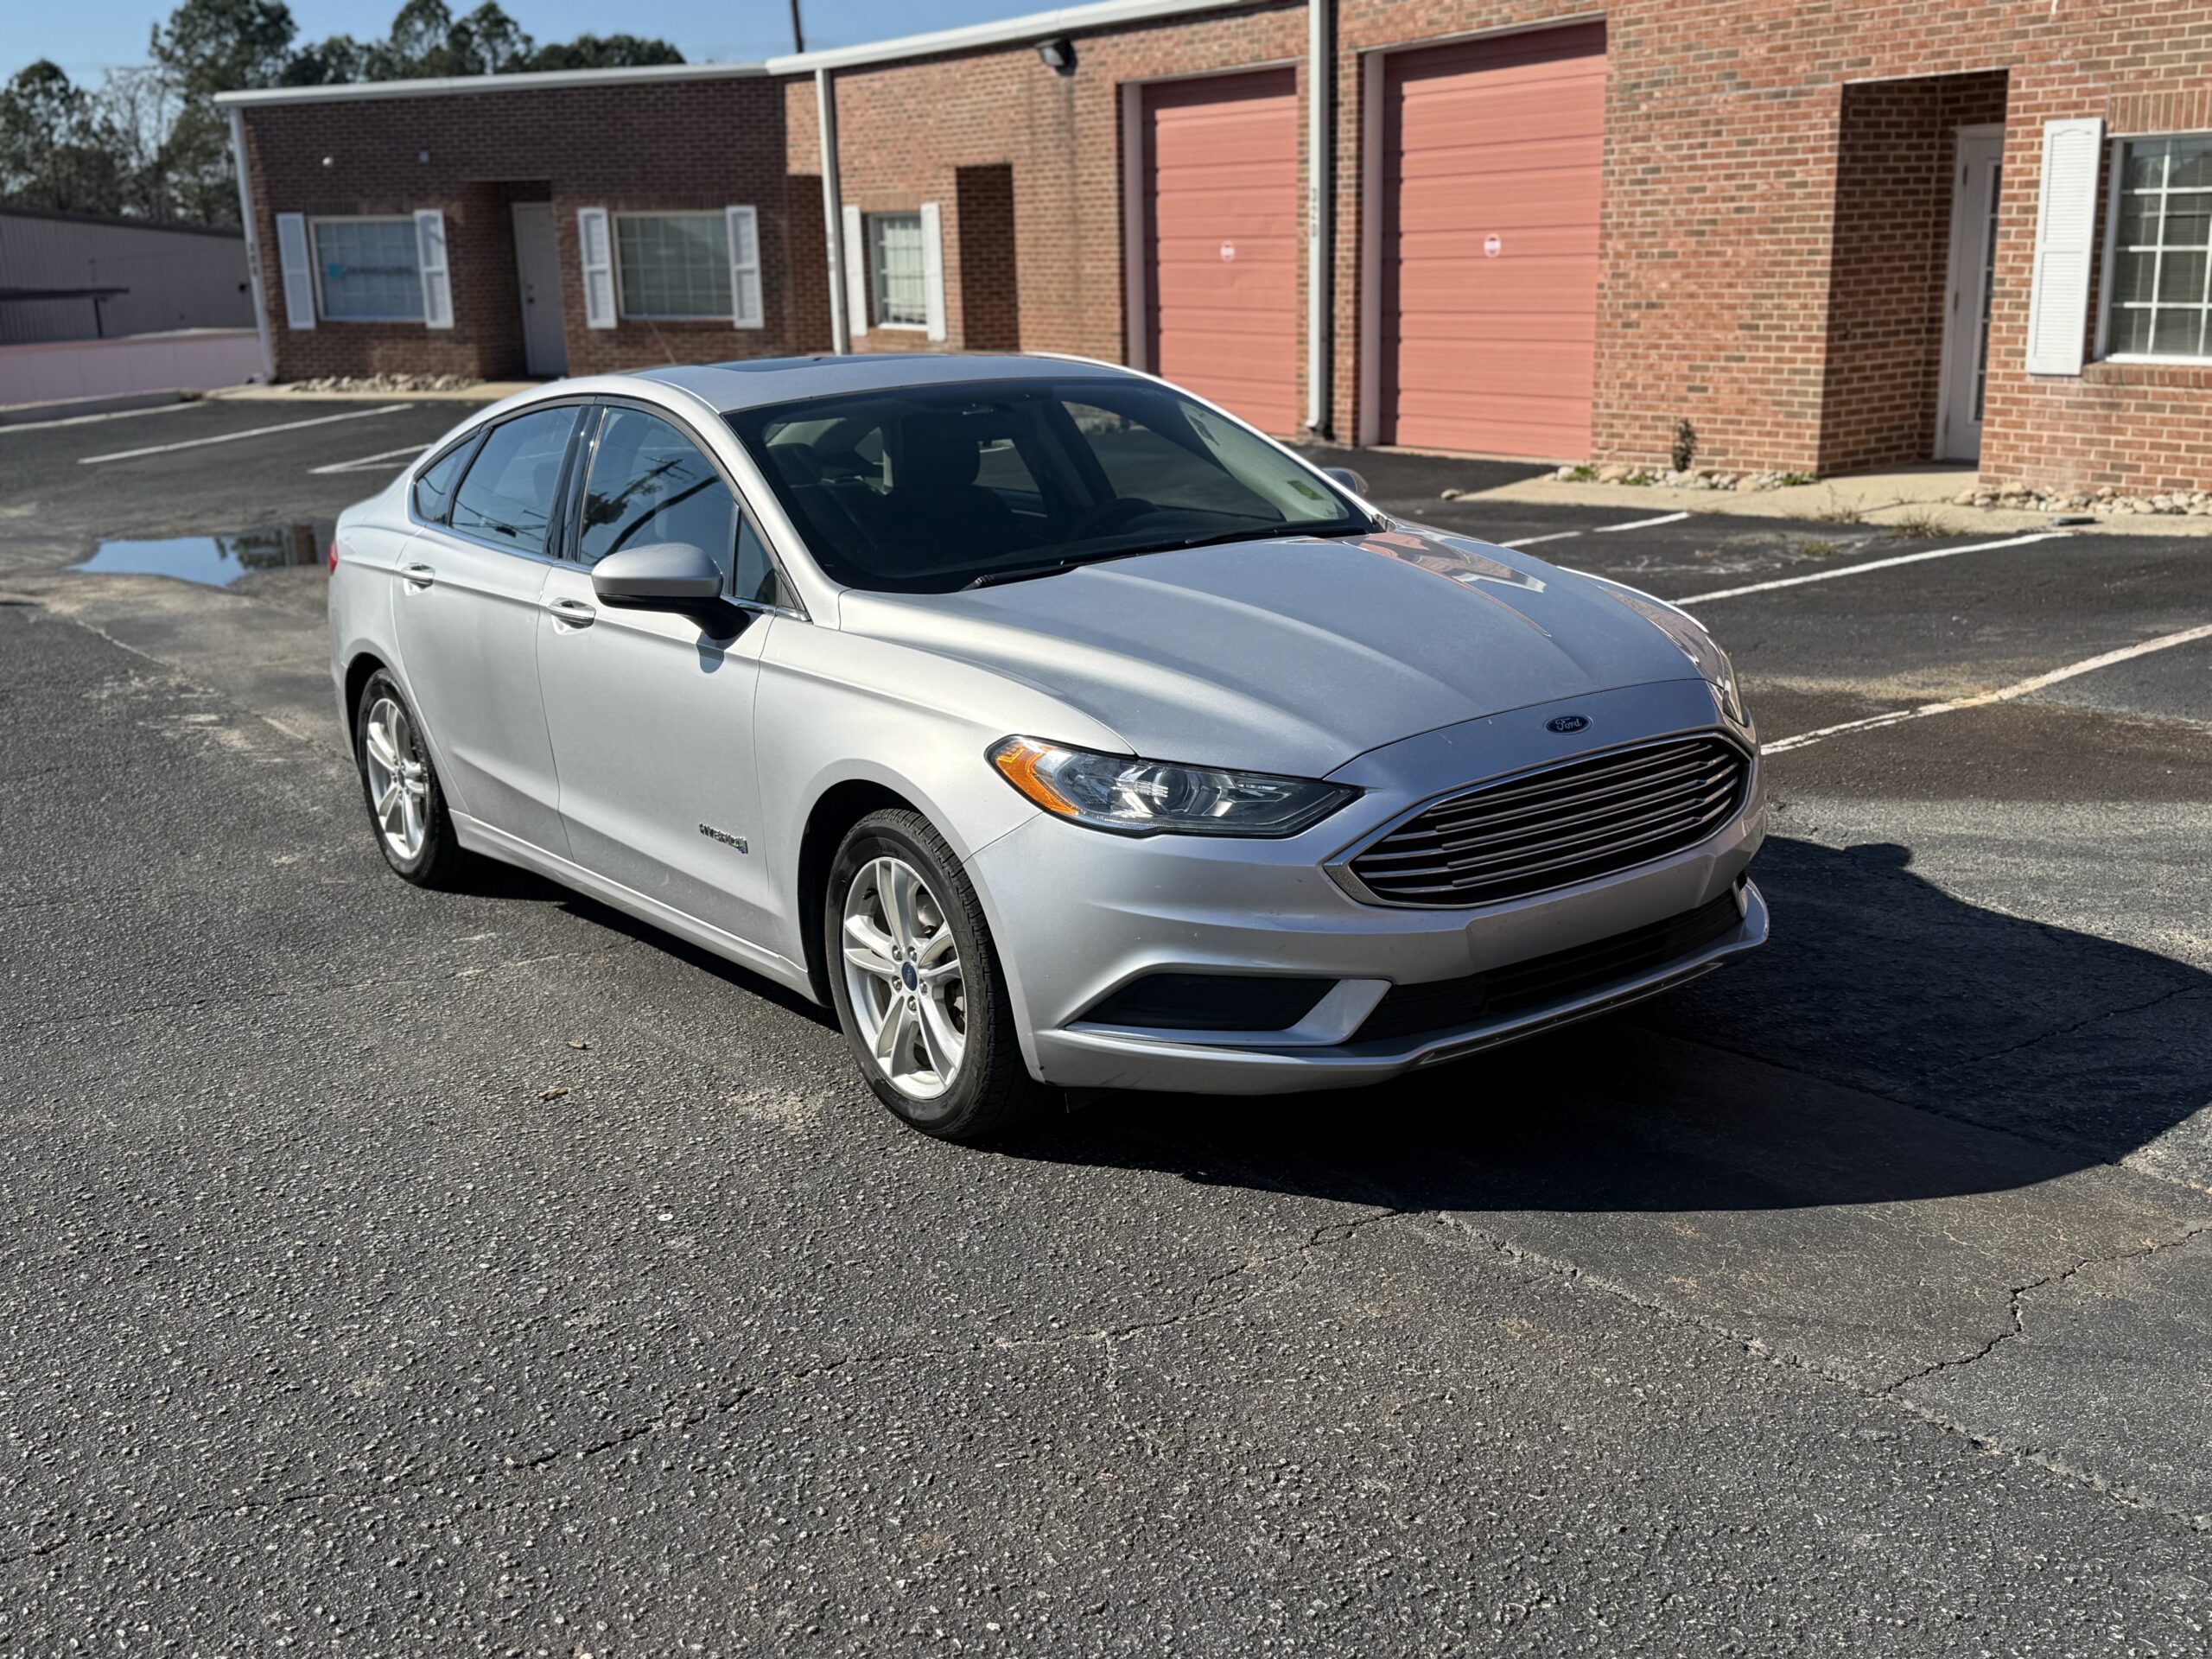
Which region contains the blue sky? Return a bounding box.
[19,0,1046,79]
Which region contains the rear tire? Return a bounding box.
[824,809,1052,1142]
[353,670,468,889]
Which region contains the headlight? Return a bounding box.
[988,736,1357,837]
[1581,575,1751,728]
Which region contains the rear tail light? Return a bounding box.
[327,540,340,574]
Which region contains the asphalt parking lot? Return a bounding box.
[3,395,2209,1654]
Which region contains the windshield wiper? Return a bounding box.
[963,561,1081,589]
[958,522,1376,590]
[1080,522,1375,560]
[961,544,1172,590]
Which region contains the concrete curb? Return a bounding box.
[207,382,523,404]
[1456,477,2212,540]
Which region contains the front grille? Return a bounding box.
[1344,734,1750,908]
[1353,888,1745,1045]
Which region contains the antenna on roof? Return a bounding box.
[789,0,806,54]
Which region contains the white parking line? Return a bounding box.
[1592,511,1690,532]
[1674,531,2065,606]
[0,401,202,436]
[309,443,428,476]
[77,404,410,466]
[1762,622,2212,754]
[1502,511,1694,549]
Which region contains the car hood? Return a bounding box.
[836,524,1710,779]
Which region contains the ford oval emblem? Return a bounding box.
[1547,714,1591,734]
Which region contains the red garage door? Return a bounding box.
[1381,24,1607,457]
[1144,69,1300,435]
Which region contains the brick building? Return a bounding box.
[221,0,2212,493]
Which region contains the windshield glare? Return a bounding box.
[723,377,1370,594]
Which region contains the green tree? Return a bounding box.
[0,0,691,226]
[363,0,455,78]
[450,5,537,75]
[282,35,368,86]
[355,3,671,79]
[0,61,126,216]
[520,34,685,72]
[147,0,300,222]
[149,0,298,96]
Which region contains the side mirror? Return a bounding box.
[1321,465,1371,499]
[591,542,723,610]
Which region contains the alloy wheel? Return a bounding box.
[362,695,430,861]
[840,855,966,1101]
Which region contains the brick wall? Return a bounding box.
[238,75,798,381]
[1339,0,2210,490]
[239,0,2212,491]
[784,3,1308,398]
[1982,73,2212,493]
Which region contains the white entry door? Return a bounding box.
[512,203,569,378]
[1937,127,2005,462]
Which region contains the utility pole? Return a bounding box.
[789,0,805,53]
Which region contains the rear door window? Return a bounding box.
[448,407,581,556]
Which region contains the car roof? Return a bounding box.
[630,353,1135,413]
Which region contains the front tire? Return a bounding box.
[353,670,467,888]
[824,809,1051,1142]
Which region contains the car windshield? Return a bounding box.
[722,377,1372,594]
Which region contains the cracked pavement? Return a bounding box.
[2,407,2211,1652]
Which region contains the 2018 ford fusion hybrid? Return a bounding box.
[330,354,1766,1141]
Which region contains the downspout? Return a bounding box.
[817,67,849,355]
[227,106,275,384]
[1304,0,1332,437]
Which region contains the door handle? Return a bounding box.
[401,563,435,589]
[547,596,597,627]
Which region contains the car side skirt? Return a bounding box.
[451,811,817,1002]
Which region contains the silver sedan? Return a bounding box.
[329,354,1765,1141]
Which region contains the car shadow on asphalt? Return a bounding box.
[1005,837,2211,1212]
[461,861,842,1029]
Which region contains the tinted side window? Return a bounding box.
[448,408,579,556]
[578,409,738,582]
[410,438,473,524]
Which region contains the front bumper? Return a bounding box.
[965,681,1767,1096]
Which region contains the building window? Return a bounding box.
[311,218,423,322]
[2105,135,2212,359]
[615,213,731,321]
[868,212,928,328]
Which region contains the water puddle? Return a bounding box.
[73,522,333,588]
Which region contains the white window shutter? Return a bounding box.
[2025,118,2105,376]
[842,204,868,337]
[276,212,315,331]
[727,205,763,329]
[577,207,616,330]
[919,200,948,343]
[413,209,453,330]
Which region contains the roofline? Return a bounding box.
[213,58,766,108]
[215,0,1266,108]
[0,205,245,238]
[764,0,1264,73]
